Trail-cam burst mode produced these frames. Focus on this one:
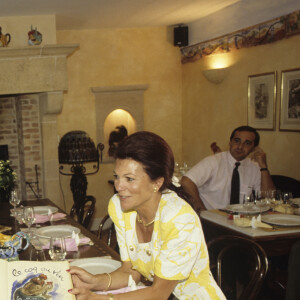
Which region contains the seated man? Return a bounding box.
[181,126,275,211]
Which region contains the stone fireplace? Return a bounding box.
[0,44,78,206]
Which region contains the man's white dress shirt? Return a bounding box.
[184,151,261,209]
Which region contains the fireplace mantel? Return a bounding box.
[0,44,79,96]
[0,44,79,59]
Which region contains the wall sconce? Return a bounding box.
[202,67,229,84]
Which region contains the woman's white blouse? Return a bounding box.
[108,190,226,300]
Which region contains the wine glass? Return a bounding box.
[9,190,21,216]
[282,192,292,214]
[49,237,67,261]
[268,190,282,212]
[22,207,36,237]
[243,193,254,217]
[255,191,268,215]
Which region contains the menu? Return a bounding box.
[0,260,75,299]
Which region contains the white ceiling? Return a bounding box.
[0,0,249,30]
[1,0,299,43]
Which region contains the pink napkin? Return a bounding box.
[35,213,66,223]
[42,237,91,251]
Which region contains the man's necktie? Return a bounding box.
[230,162,240,204]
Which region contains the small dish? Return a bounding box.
[35,225,80,239]
[261,214,300,227]
[226,204,269,214]
[70,257,121,274]
[33,206,58,215]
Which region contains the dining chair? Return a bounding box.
[207,235,268,300]
[97,214,118,252]
[271,175,300,198]
[70,195,96,229]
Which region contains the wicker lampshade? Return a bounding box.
[58,131,98,164]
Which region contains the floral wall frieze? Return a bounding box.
[181,9,300,64]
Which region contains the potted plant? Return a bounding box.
[0,160,17,202]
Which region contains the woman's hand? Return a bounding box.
[68,266,100,290]
[68,287,100,300]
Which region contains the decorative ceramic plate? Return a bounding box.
[33,206,58,215]
[35,225,80,238]
[261,214,300,226]
[225,204,269,214]
[70,257,121,274]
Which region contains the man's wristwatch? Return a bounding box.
[260,168,268,171]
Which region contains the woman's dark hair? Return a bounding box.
[108,125,128,157]
[114,131,191,203]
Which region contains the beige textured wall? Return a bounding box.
[182,34,300,181]
[56,27,183,218]
[0,15,56,47]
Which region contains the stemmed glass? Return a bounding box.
[49,237,67,261]
[255,191,268,215]
[243,194,255,217]
[282,192,292,214]
[268,190,282,212]
[9,190,21,216]
[22,207,36,238]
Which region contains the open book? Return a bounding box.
[0,260,75,300]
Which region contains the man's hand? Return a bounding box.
[251,147,268,168]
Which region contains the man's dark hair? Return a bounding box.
[230,126,260,147]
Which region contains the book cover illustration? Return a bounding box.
[10,262,71,300]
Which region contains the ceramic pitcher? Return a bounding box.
[0,27,11,47]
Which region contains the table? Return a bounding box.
[0,199,120,261]
[200,210,300,256]
[200,210,300,299]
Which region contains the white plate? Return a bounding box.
[33,206,58,215]
[35,225,80,238]
[226,204,269,214]
[261,214,300,226]
[292,198,300,205]
[70,257,121,274]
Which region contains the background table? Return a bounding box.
[200,209,300,300]
[200,210,300,256]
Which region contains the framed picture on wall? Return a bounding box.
[247,72,276,130]
[280,68,300,131]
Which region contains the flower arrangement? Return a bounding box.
[0,160,17,193]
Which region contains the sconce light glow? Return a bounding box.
[210,55,231,69]
[202,54,232,84]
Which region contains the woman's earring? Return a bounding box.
[153,187,158,193]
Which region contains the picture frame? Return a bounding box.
[280,68,300,131]
[247,72,276,130]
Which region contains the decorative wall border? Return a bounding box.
[181,9,300,64]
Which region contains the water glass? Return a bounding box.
[49,237,67,261]
[30,247,46,261]
[243,194,254,216]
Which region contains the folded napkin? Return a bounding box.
[42,237,91,251]
[35,213,67,224]
[275,205,294,215]
[233,215,272,229]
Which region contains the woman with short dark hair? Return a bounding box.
[69,131,225,300]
